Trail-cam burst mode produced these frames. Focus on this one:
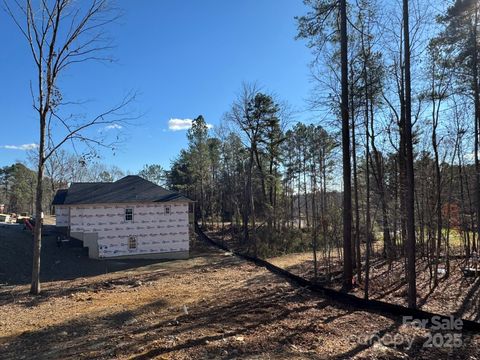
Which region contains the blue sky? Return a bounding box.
[1,0,314,173]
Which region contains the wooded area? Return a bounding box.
[166,0,480,310]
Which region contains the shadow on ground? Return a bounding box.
[1,266,478,360]
[0,224,208,286]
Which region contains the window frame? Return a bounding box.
[125,208,134,222]
[128,235,137,250]
[164,205,171,215]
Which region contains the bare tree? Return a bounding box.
[5,0,136,294]
[402,0,417,309]
[224,83,259,246]
[340,0,353,291]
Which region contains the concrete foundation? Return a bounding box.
[106,250,189,260]
[70,231,99,259]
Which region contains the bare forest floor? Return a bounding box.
[0,224,479,359]
[204,228,480,322]
[268,252,480,321]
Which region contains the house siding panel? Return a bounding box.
[55,206,69,227]
[68,202,189,258]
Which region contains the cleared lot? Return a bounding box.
[0,225,479,359]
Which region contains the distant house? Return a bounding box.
[52,175,193,260]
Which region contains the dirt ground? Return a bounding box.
[266,251,480,322]
[202,228,480,323]
[1,226,479,359]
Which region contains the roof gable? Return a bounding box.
[52,189,68,205]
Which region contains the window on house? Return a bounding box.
[125,208,133,221]
[165,205,171,215]
[128,236,137,250]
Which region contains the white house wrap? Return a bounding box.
[55,206,69,227]
[52,176,193,260]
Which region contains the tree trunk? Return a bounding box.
[352,101,361,282]
[473,6,480,253]
[458,147,470,258]
[403,0,417,309]
[361,25,372,295]
[243,152,254,244]
[340,0,353,291]
[303,155,310,229]
[30,113,46,295]
[431,68,442,287]
[311,163,318,281]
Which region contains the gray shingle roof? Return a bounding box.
[52,175,191,205]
